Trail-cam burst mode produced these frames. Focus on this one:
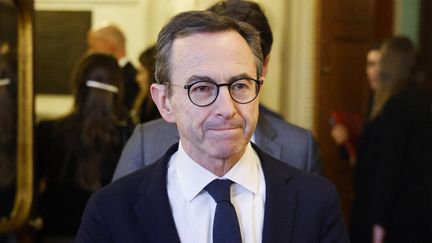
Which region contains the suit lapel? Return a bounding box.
[253,144,297,243]
[133,144,181,243]
[255,113,282,159]
[132,141,297,243]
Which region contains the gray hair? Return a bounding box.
[155,11,263,95]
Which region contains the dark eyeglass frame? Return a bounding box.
[166,78,263,107]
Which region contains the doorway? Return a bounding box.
[315,0,393,223]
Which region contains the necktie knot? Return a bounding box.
[206,179,234,203]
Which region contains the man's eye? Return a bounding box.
[232,83,248,90]
[191,84,213,93]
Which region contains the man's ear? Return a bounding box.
[150,83,176,123]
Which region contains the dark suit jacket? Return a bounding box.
[369,87,432,242]
[112,105,322,180]
[77,143,348,243]
[122,62,139,110]
[349,117,383,243]
[35,118,133,237]
[350,87,432,243]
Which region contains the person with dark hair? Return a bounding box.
[369,36,432,243]
[207,0,273,72]
[130,45,161,124]
[36,53,133,242]
[112,0,322,181]
[347,36,432,243]
[76,10,348,243]
[87,24,139,111]
[331,43,382,165]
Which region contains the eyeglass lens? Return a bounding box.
[187,78,260,107]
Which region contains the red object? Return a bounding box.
[330,111,364,161]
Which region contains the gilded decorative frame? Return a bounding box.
[0,0,34,233]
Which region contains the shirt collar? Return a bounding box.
[175,141,259,202]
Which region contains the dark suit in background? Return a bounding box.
[112,105,322,181]
[121,61,139,110]
[370,87,432,242]
[36,119,132,238]
[78,143,347,243]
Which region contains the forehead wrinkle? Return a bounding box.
[170,31,257,84]
[185,72,255,85]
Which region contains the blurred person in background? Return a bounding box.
[344,36,431,243]
[36,53,133,243]
[369,36,432,243]
[130,45,161,124]
[87,24,139,111]
[330,43,382,165]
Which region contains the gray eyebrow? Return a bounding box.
[185,73,255,85]
[228,73,255,82]
[185,75,214,84]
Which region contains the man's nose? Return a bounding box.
[213,87,236,117]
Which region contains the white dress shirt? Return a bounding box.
[167,141,266,243]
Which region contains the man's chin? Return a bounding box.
[207,128,243,139]
[210,142,246,159]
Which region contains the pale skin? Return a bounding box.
[366,49,382,90]
[372,224,385,243]
[151,31,260,177]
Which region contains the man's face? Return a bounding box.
[167,31,259,164]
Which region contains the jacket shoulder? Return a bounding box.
[138,119,178,137]
[260,111,312,137]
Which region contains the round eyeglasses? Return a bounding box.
[167,78,263,107]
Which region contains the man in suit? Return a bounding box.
[112,0,322,181]
[76,10,348,243]
[87,24,139,110]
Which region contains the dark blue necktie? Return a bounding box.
[205,179,242,243]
